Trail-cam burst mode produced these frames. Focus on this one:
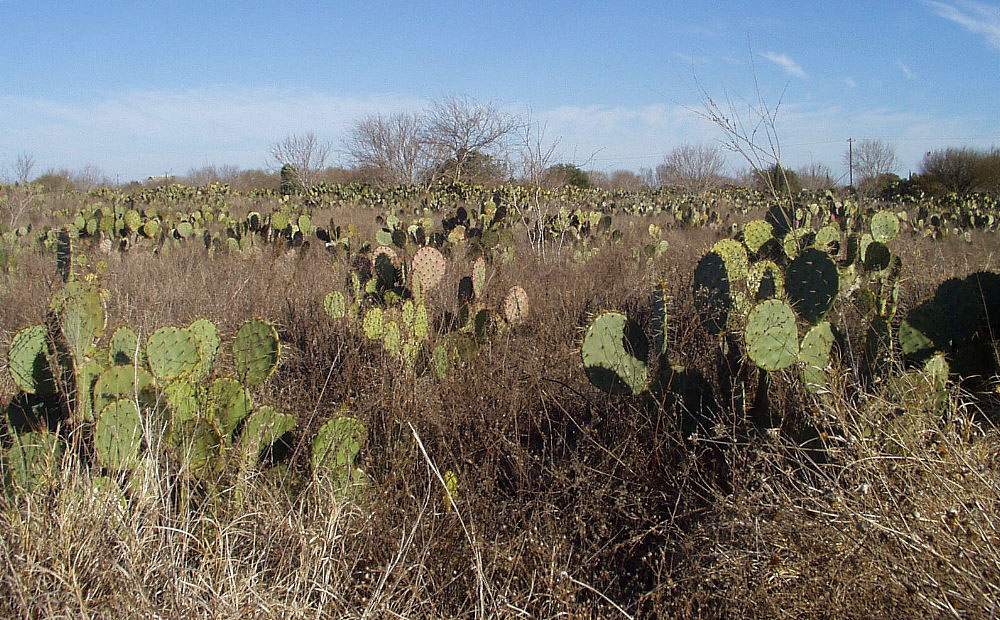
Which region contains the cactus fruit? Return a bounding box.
[9,325,54,395]
[503,285,529,325]
[799,321,835,392]
[785,249,839,324]
[744,299,799,371]
[232,319,281,386]
[109,326,141,367]
[95,399,143,470]
[581,311,650,395]
[870,210,900,243]
[186,319,220,382]
[311,415,366,478]
[146,326,200,382]
[412,246,446,291]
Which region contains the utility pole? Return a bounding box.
[847,138,854,187]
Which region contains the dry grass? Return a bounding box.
[1,201,999,618]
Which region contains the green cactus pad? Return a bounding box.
[109,326,142,367]
[744,299,799,371]
[239,406,296,465]
[95,399,143,470]
[814,225,841,254]
[9,325,54,395]
[382,320,402,356]
[412,246,446,291]
[747,260,785,302]
[710,239,750,281]
[503,286,529,325]
[186,319,219,382]
[693,252,731,334]
[76,358,105,423]
[93,366,155,414]
[581,311,650,395]
[799,321,835,392]
[207,377,253,438]
[785,248,839,324]
[311,415,367,477]
[362,308,384,340]
[232,319,281,386]
[324,291,347,319]
[743,219,774,254]
[164,380,199,427]
[6,431,63,492]
[862,241,891,272]
[871,210,900,243]
[146,326,200,382]
[52,281,106,365]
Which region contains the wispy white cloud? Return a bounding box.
[897,61,917,79]
[842,77,858,88]
[760,52,807,78]
[926,0,1000,50]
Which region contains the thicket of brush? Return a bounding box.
[0,199,998,619]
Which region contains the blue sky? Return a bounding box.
[1,1,997,182]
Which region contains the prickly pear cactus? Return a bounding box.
[581,311,650,395]
[95,399,143,470]
[502,285,529,325]
[744,299,799,371]
[52,281,106,365]
[799,321,835,392]
[239,406,295,465]
[5,431,63,492]
[362,308,384,340]
[9,325,54,395]
[324,291,347,319]
[870,210,900,244]
[311,415,367,479]
[146,326,200,382]
[207,377,253,438]
[472,257,487,299]
[743,219,774,254]
[109,326,141,367]
[93,366,155,414]
[232,319,281,387]
[186,319,220,381]
[412,246,446,291]
[785,249,839,324]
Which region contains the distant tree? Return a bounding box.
[920,146,1000,195]
[656,143,725,193]
[184,164,242,187]
[844,139,896,193]
[433,149,508,186]
[268,132,332,189]
[607,170,647,191]
[422,95,525,184]
[34,171,76,194]
[344,111,427,186]
[515,119,561,186]
[280,164,305,195]
[797,162,835,191]
[543,163,591,188]
[755,164,802,196]
[1,152,38,228]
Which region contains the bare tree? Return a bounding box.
[516,119,561,186]
[1,152,38,229]
[656,143,726,193]
[343,111,427,186]
[844,139,896,189]
[267,132,332,188]
[797,162,835,190]
[422,95,526,184]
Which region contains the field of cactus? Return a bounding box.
[0,181,998,617]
